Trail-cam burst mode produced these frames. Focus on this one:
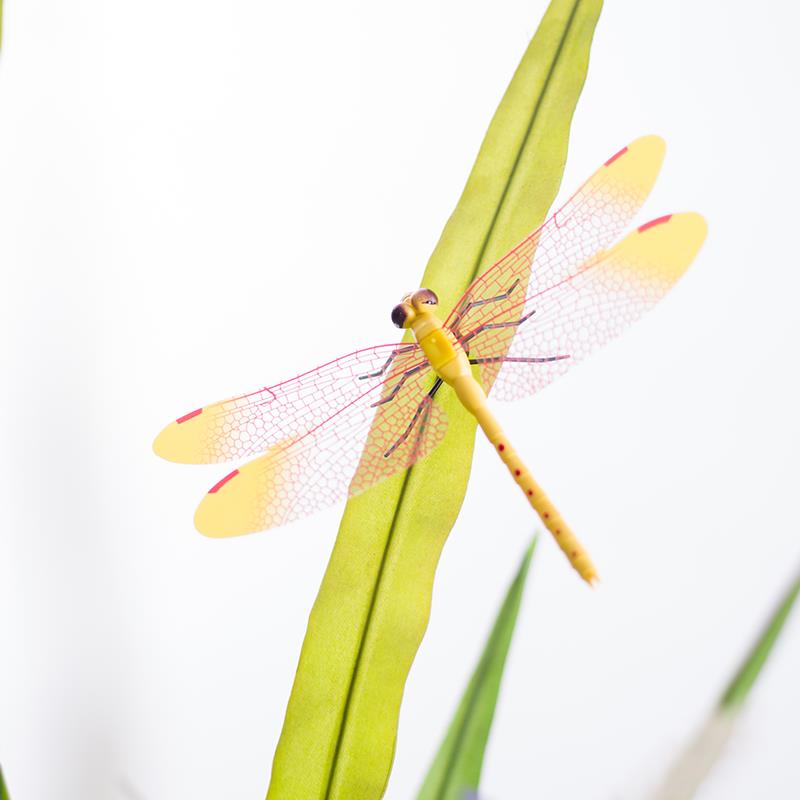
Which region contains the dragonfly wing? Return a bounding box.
[192,357,446,537]
[445,135,666,392]
[153,343,422,464]
[466,213,707,400]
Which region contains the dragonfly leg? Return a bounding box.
[469,355,570,365]
[451,278,522,335]
[428,376,444,397]
[358,345,417,381]
[371,363,428,407]
[460,307,537,353]
[384,378,443,458]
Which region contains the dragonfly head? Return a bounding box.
[391,288,439,329]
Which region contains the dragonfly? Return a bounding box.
[153,135,707,585]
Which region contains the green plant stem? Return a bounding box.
[0,765,10,800]
[651,566,800,800]
[720,568,800,709]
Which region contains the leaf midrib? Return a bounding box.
[322,470,413,800]
[463,0,583,286]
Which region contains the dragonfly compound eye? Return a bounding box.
[391,303,413,328]
[413,288,438,306]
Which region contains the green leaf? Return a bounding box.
[651,567,800,800]
[0,765,10,800]
[266,2,602,798]
[720,568,800,709]
[417,539,537,800]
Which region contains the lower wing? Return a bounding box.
[191,356,446,537]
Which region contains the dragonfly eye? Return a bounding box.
[412,288,438,307]
[391,302,414,328]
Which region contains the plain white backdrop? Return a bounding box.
[1,0,799,798]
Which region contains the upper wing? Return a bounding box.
[192,354,446,537]
[463,213,708,400]
[445,135,666,392]
[153,343,421,464]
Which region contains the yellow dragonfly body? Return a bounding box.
[397,288,598,582]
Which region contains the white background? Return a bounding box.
[1,0,799,798]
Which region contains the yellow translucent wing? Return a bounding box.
[466,212,708,400]
[191,355,446,537]
[153,344,422,464]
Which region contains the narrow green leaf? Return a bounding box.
[266,3,602,798]
[417,539,537,800]
[650,567,800,800]
[720,568,800,709]
[0,765,10,800]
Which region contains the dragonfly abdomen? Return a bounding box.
[464,380,599,585]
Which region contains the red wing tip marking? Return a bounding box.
[209,469,240,494]
[604,146,628,166]
[177,408,203,424]
[638,214,673,233]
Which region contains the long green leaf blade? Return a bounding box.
[266,3,603,798]
[417,539,537,800]
[651,567,800,800]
